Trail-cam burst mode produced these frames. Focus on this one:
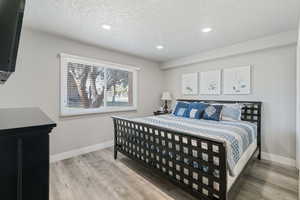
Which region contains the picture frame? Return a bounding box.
[182,73,198,95]
[199,70,221,95]
[223,65,251,95]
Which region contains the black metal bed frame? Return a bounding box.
[113,100,262,200]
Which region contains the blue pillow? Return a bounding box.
[203,105,223,121]
[173,102,190,117]
[185,102,209,119]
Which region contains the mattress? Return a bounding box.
[227,141,257,191]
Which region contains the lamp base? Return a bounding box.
[163,100,169,113]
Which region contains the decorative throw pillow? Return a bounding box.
[185,102,209,119]
[173,101,190,117]
[221,104,243,121]
[171,102,178,115]
[203,105,223,121]
[176,108,187,116]
[189,109,199,118]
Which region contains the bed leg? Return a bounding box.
[258,149,261,160]
[114,148,118,160]
[113,119,118,160]
[114,135,118,160]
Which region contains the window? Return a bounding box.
[60,53,139,116]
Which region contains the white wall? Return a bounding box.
[0,28,164,155]
[296,22,300,200]
[0,27,297,162]
[297,22,300,168]
[163,45,297,159]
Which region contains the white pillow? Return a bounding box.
[212,103,243,121]
[222,104,243,121]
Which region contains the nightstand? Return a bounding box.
[153,111,170,116]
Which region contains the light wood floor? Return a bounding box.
[50,148,298,200]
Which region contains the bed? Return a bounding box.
[112,100,262,200]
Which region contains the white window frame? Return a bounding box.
[60,53,140,116]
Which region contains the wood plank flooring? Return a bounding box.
[50,148,298,200]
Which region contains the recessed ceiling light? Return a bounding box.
[156,45,164,50]
[102,24,111,30]
[202,27,212,33]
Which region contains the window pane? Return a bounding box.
[106,68,133,107]
[67,63,105,108]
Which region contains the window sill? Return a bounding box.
[60,106,138,117]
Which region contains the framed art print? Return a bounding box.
[182,73,198,95]
[223,65,251,95]
[200,70,221,95]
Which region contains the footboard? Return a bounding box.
[113,117,228,200]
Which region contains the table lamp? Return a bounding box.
[161,92,172,112]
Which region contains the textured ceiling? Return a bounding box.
[24,0,300,62]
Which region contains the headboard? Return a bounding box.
[177,99,262,158]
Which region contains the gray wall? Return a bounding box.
[0,28,296,160]
[0,28,163,155]
[163,45,297,159]
[297,23,300,167]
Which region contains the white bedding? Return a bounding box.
[227,141,257,191]
[116,114,258,191]
[132,114,258,176]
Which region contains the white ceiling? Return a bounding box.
[24,0,300,62]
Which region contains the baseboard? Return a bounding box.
[50,142,296,168]
[261,152,296,167]
[50,140,114,163]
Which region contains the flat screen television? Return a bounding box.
[0,0,25,84]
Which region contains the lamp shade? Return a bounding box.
[161,92,172,100]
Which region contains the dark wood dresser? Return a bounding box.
[0,108,56,200]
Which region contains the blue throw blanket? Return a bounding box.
[129,114,257,176]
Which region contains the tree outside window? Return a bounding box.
[60,54,138,116]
